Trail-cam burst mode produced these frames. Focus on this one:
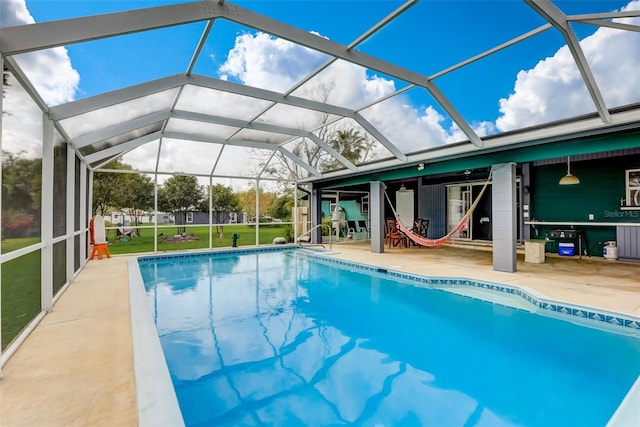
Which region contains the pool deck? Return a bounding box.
[1,243,639,426]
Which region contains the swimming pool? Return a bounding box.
[132,247,640,426]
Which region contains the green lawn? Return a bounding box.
[105,224,291,255]
[0,225,290,349]
[1,250,41,350]
[1,236,40,254]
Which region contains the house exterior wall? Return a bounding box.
[312,136,640,258]
[531,155,640,256]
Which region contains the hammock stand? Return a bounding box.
[383,171,493,247]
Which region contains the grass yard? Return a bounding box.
[1,236,40,254]
[1,250,41,350]
[105,224,291,255]
[0,225,290,349]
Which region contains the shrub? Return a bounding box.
[2,210,35,238]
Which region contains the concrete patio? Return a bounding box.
[1,244,639,426]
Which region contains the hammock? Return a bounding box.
[384,171,493,247]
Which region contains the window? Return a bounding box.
[186,212,194,223]
[625,168,640,208]
[361,195,369,213]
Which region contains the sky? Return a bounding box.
[2,0,640,180]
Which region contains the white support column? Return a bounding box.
[66,146,75,282]
[41,114,54,312]
[87,169,94,261]
[88,169,94,218]
[370,181,385,253]
[309,184,322,244]
[79,162,87,268]
[492,163,518,272]
[255,179,260,245]
[208,176,213,249]
[293,181,298,242]
[153,175,158,253]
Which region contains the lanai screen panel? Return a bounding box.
[175,85,274,121]
[326,117,397,166]
[213,145,275,178]
[354,1,548,75]
[574,21,640,110]
[261,153,313,180]
[290,59,408,111]
[232,129,293,145]
[157,139,222,176]
[15,23,204,105]
[164,118,239,141]
[358,86,465,154]
[1,0,639,186]
[257,103,340,133]
[431,27,586,136]
[200,23,332,93]
[59,89,179,140]
[120,139,162,173]
[78,123,164,157]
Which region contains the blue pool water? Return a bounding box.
[138,249,640,427]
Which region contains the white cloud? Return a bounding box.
[218,33,456,154]
[13,48,79,106]
[220,32,329,92]
[496,0,640,132]
[1,0,79,107]
[1,0,79,157]
[0,0,34,27]
[2,72,43,158]
[3,0,639,178]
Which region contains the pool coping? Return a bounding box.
[129,257,185,427]
[129,245,640,427]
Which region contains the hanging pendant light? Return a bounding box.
[559,156,580,185]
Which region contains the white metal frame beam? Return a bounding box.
[83,132,162,165]
[171,110,358,171]
[3,0,480,147]
[73,111,170,148]
[163,131,321,176]
[571,19,640,33]
[526,0,611,123]
[51,73,407,164]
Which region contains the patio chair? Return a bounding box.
[410,218,430,247]
[386,219,407,248]
[357,220,369,239]
[347,220,359,240]
[90,215,111,260]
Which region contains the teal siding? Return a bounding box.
[318,133,640,188]
[531,157,639,256]
[320,200,367,222]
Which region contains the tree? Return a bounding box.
[92,160,132,216]
[202,184,240,238]
[2,64,10,96]
[321,129,376,171]
[237,187,275,221]
[1,151,41,238]
[269,189,294,220]
[253,81,335,185]
[158,175,204,234]
[253,80,378,182]
[119,173,154,235]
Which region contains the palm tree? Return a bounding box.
[322,129,375,171]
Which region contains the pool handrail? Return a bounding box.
[297,223,333,249]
